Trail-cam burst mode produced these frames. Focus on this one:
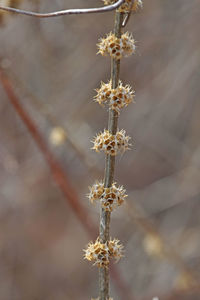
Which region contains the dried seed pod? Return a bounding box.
[92,129,131,156]
[101,183,127,211]
[84,238,110,268]
[88,181,127,211]
[121,32,136,57]
[84,238,123,267]
[88,181,104,204]
[94,80,135,114]
[94,81,112,107]
[108,238,124,261]
[97,32,135,60]
[102,0,143,13]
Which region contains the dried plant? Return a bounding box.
[0,1,142,299]
[84,1,142,299]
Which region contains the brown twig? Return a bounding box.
[99,10,124,300]
[0,0,125,18]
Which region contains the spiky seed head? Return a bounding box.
[101,183,127,211]
[94,81,112,107]
[84,237,123,267]
[88,181,127,211]
[94,80,135,114]
[108,238,124,261]
[88,181,104,204]
[84,238,110,267]
[92,129,131,156]
[97,32,135,60]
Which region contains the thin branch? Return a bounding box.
[99,10,124,300]
[0,0,125,18]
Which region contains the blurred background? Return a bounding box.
[0,0,200,299]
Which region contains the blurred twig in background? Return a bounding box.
[3,66,101,177]
[0,66,97,238]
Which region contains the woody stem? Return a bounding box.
[99,10,124,300]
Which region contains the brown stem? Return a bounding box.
[0,0,125,18]
[99,11,124,300]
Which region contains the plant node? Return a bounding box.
[84,237,123,267]
[92,129,131,156]
[94,80,135,114]
[88,181,127,212]
[97,32,135,59]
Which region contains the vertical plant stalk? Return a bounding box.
[99,11,124,300]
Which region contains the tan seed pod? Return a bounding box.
[87,181,104,204]
[97,32,135,60]
[92,129,131,156]
[101,183,127,211]
[88,181,127,211]
[84,237,123,267]
[94,80,135,114]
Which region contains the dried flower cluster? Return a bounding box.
[97,32,135,59]
[84,238,123,267]
[102,0,143,13]
[88,180,104,204]
[94,80,135,114]
[88,181,127,211]
[92,129,131,156]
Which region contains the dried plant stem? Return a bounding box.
[0,0,125,18]
[99,11,124,300]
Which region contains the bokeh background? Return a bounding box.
[0,0,200,299]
